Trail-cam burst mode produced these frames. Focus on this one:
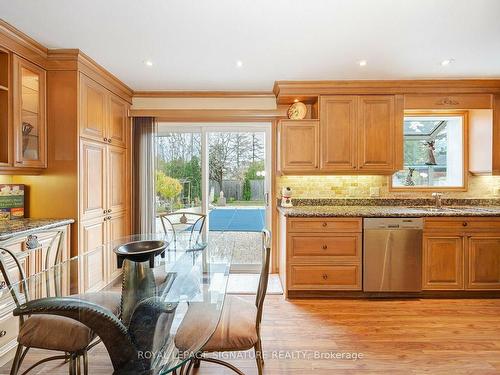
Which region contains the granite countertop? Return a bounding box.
[0,218,75,242]
[278,205,500,218]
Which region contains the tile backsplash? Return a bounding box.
[277,175,500,199]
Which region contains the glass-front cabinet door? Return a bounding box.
[13,55,46,168]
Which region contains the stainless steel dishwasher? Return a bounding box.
[363,218,423,292]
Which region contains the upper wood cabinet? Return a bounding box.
[80,74,107,142]
[279,95,403,175]
[320,96,357,171]
[279,120,319,173]
[12,55,46,168]
[0,48,10,167]
[357,95,396,172]
[80,74,129,147]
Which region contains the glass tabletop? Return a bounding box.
[1,232,235,375]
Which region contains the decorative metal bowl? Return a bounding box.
[114,240,168,268]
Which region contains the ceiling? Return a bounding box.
[1,0,500,91]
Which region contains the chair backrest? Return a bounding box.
[158,212,207,243]
[0,229,65,310]
[255,229,271,332]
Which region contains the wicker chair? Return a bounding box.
[175,229,271,375]
[0,230,121,375]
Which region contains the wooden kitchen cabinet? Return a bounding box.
[280,95,403,175]
[279,120,319,173]
[80,74,129,148]
[467,236,500,289]
[80,216,107,292]
[320,96,357,171]
[357,95,396,172]
[423,217,500,291]
[107,211,128,282]
[422,235,464,290]
[280,216,362,296]
[80,139,107,221]
[107,145,127,214]
[80,74,107,142]
[12,55,46,168]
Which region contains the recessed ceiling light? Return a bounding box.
[236,60,243,68]
[358,60,367,67]
[441,58,455,66]
[143,60,153,67]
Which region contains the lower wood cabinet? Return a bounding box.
[423,218,500,291]
[467,236,500,289]
[422,235,464,290]
[80,211,127,292]
[280,216,362,296]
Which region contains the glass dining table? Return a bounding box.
[3,232,235,375]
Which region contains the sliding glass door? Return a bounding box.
[155,122,271,272]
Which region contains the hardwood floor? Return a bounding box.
[1,296,500,374]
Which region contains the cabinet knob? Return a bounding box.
[0,330,6,338]
[0,281,6,289]
[462,222,468,227]
[322,222,327,227]
[322,245,328,250]
[104,137,108,142]
[108,209,112,213]
[322,273,328,280]
[108,139,112,143]
[107,216,112,220]
[103,210,107,214]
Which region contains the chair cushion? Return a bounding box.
[17,291,121,353]
[18,315,93,352]
[175,295,258,353]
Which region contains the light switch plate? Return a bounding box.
[370,187,380,197]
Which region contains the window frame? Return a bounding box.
[389,110,469,192]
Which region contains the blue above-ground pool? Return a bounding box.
[209,208,265,232]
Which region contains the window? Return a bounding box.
[391,112,467,190]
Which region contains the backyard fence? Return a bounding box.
[209,179,264,201]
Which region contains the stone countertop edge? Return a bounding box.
[0,218,75,242]
[277,206,500,218]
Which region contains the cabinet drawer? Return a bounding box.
[288,218,362,233]
[0,313,19,350]
[289,234,360,261]
[289,264,361,290]
[424,218,500,232]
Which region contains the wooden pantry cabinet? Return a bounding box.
[279,215,362,296]
[422,217,500,290]
[278,95,403,174]
[79,74,130,289]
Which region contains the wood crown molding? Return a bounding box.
[0,19,133,102]
[133,90,275,99]
[274,79,500,102]
[130,108,288,121]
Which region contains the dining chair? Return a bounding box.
[0,229,121,375]
[158,212,207,243]
[175,229,271,375]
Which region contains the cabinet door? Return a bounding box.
[279,120,319,173]
[12,55,46,168]
[107,211,127,282]
[80,217,107,292]
[357,95,395,172]
[422,235,464,290]
[467,236,500,290]
[320,96,357,171]
[80,140,107,221]
[107,94,128,148]
[107,145,127,214]
[80,74,107,142]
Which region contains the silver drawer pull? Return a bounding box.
[0,330,6,337]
